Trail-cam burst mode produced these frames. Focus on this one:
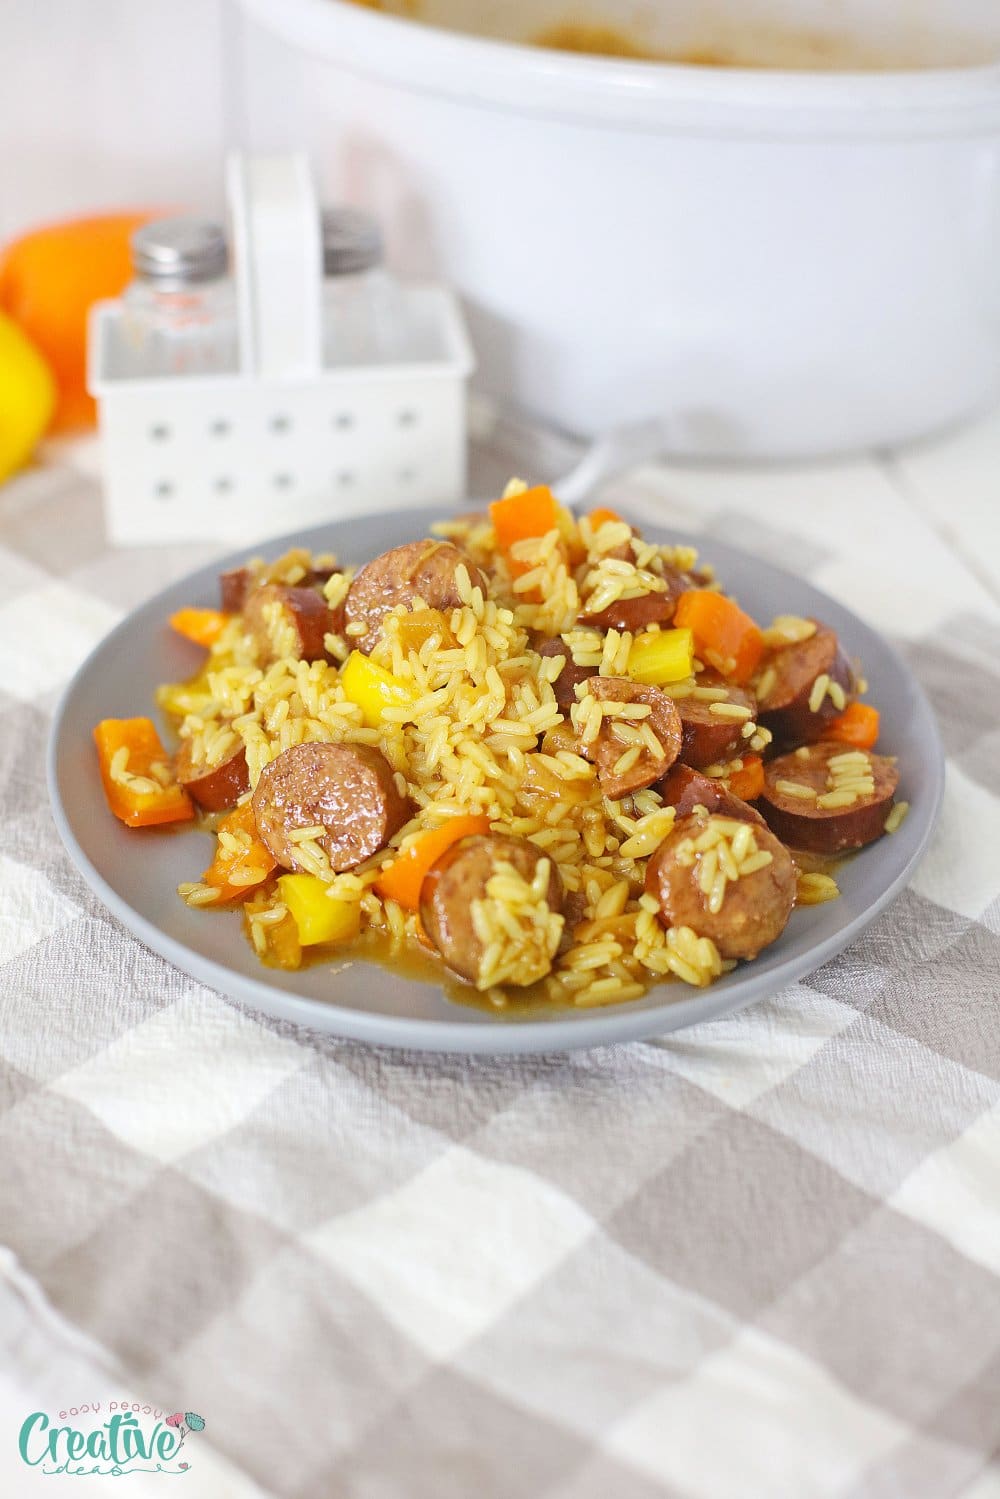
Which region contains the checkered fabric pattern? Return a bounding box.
[1,449,999,1499]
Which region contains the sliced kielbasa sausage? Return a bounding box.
[645,811,796,960]
[760,743,899,854]
[580,566,686,634]
[534,637,596,710]
[579,677,682,799]
[656,763,766,828]
[176,738,249,812]
[245,583,336,666]
[223,561,340,614]
[756,622,854,745]
[676,671,758,770]
[419,833,563,986]
[252,742,411,873]
[343,540,487,654]
[220,566,253,613]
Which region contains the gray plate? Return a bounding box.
[48,505,944,1054]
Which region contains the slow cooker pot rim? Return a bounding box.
[240,0,1000,137]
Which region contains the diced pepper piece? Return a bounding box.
[267,911,303,969]
[674,591,764,685]
[340,650,417,729]
[394,609,455,655]
[203,801,276,901]
[169,607,232,648]
[94,717,194,828]
[278,873,361,946]
[540,720,580,757]
[587,506,626,530]
[826,702,880,750]
[520,755,595,807]
[726,754,765,802]
[244,893,302,970]
[374,814,492,910]
[490,483,559,553]
[626,627,694,685]
[490,484,560,579]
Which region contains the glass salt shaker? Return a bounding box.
[122,217,238,377]
[321,207,402,367]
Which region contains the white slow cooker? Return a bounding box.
[237,0,1000,456]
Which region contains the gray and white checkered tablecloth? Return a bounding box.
[1,448,1000,1499]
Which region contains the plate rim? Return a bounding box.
[47,506,945,1055]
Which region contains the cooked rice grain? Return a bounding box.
[162,500,897,1009]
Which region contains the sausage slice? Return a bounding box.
[760,743,899,854]
[343,540,487,654]
[534,636,596,709]
[756,623,854,745]
[220,566,253,612]
[676,671,757,770]
[580,566,685,634]
[646,811,796,960]
[252,742,411,873]
[245,584,336,666]
[656,763,766,828]
[579,677,682,798]
[176,738,249,812]
[420,833,563,986]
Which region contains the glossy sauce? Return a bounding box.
[291,923,581,1017]
[245,842,844,1014]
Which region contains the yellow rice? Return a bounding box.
[158,500,886,1009]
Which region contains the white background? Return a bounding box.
[1,0,246,240]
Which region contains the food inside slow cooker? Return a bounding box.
[344,0,958,71]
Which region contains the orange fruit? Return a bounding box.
[0,211,156,432]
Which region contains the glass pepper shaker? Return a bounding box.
[321,207,402,367]
[122,217,238,377]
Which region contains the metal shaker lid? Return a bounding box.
[131,217,229,283]
[321,207,383,276]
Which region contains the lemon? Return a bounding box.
[0,311,56,483]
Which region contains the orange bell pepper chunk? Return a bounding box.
[374,814,492,911]
[264,910,303,970]
[490,485,560,579]
[674,590,764,685]
[826,701,879,750]
[243,892,302,969]
[394,609,456,655]
[94,717,194,828]
[726,755,765,802]
[169,607,232,649]
[203,801,276,902]
[587,506,626,530]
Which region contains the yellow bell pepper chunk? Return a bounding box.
[340,650,417,728]
[277,874,361,947]
[626,627,694,685]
